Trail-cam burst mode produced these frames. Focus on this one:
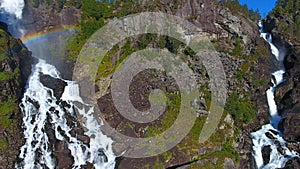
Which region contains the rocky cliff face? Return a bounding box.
[0,23,33,168]
[278,47,300,143]
[261,1,300,167]
[277,42,300,169]
[8,0,289,168]
[93,0,274,168]
[18,0,81,79]
[20,0,81,35]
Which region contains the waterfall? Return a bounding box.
[251,21,299,169]
[0,0,25,37]
[0,0,24,19]
[16,60,116,169]
[0,0,117,168]
[61,82,83,102]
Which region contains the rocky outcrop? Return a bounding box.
[175,0,258,44]
[277,45,300,155]
[281,158,300,169]
[8,0,281,168]
[262,145,271,165]
[17,0,81,80]
[94,1,273,169]
[279,112,300,142]
[20,0,81,35]
[40,74,67,100]
[253,11,300,168]
[0,23,33,168]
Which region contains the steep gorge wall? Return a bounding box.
[97,1,275,168]
[0,23,33,168]
[2,0,286,168]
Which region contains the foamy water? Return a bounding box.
[0,0,24,19]
[16,60,116,169]
[0,0,25,37]
[0,1,117,168]
[251,21,299,169]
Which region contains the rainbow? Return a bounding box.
[20,25,78,45]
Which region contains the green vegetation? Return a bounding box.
[219,0,261,21]
[0,29,20,130]
[0,72,14,81]
[146,92,181,137]
[66,0,141,61]
[235,62,250,80]
[59,0,274,168]
[253,77,268,89]
[211,25,269,127]
[0,68,20,82]
[96,38,140,79]
[171,110,239,168]
[0,97,18,129]
[0,138,8,152]
[153,158,164,169]
[269,0,300,43]
[225,91,256,126]
[231,35,243,57]
[0,27,23,158]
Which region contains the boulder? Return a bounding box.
[262,145,271,165]
[40,74,67,100]
[281,158,300,169]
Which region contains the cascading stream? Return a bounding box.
[0,0,116,168]
[251,21,299,169]
[16,59,116,169]
[0,0,25,37]
[0,0,24,19]
[2,0,298,168]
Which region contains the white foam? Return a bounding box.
[18,60,56,169]
[272,70,285,85]
[251,22,299,169]
[252,124,299,169]
[17,59,116,169]
[61,82,83,102]
[0,0,24,19]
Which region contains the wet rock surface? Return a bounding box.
[262,145,271,165]
[45,99,93,169]
[277,45,300,139]
[274,22,300,168]
[40,74,68,100]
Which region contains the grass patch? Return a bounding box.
[253,76,268,89]
[0,97,18,129]
[153,158,164,169]
[96,39,137,79]
[225,91,256,126]
[146,92,181,137]
[0,138,8,153]
[0,66,20,82]
[236,62,251,80]
[231,36,243,57]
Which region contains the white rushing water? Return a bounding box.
[0,0,24,19]
[16,60,116,169]
[0,0,117,168]
[0,0,25,37]
[251,21,299,169]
